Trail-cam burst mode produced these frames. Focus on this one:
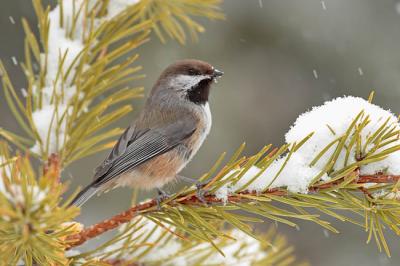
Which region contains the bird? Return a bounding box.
[70,59,223,207]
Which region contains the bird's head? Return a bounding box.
[151,59,223,105]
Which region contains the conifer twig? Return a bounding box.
[66,173,400,248]
[43,153,61,182]
[104,259,139,266]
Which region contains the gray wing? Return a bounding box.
[92,125,141,179]
[92,118,196,187]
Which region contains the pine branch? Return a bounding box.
[355,174,400,184]
[75,216,305,265]
[3,0,400,264]
[128,0,225,44]
[67,171,400,249]
[63,99,400,257]
[104,260,139,266]
[0,0,223,165]
[0,143,80,265]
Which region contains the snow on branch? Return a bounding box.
[66,95,400,258]
[0,0,224,166]
[2,0,400,264]
[0,0,233,265]
[216,96,400,199]
[0,144,80,265]
[77,217,296,265]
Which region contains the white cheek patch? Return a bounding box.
[169,74,210,90]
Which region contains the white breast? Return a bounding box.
[190,103,212,158]
[199,103,212,143]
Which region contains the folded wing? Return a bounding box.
[70,118,196,206]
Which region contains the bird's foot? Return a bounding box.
[195,183,208,205]
[156,188,170,210]
[178,175,210,205]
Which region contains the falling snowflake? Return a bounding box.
[321,1,327,10]
[396,2,400,14]
[313,69,319,79]
[9,16,15,24]
[11,56,18,66]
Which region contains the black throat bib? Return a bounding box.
[187,78,212,105]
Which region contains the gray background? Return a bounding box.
[1,0,400,265]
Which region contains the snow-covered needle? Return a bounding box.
[216,96,400,202]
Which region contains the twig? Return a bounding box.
[359,186,374,199]
[67,199,156,247]
[356,174,399,183]
[103,259,141,266]
[43,153,61,184]
[66,174,400,248]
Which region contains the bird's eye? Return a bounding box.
[188,68,200,76]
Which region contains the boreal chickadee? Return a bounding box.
[70,59,223,207]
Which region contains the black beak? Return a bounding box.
[212,68,224,78]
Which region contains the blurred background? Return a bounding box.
[1,0,400,265]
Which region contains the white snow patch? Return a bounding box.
[107,217,267,265]
[31,0,141,154]
[201,229,266,265]
[106,0,140,19]
[46,1,85,86]
[383,191,400,200]
[2,184,47,212]
[30,1,85,153]
[373,189,400,200]
[169,229,266,266]
[105,218,182,262]
[31,103,72,154]
[65,249,81,257]
[286,96,399,174]
[216,96,400,201]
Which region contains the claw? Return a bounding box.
[177,175,211,205]
[156,188,170,210]
[196,178,209,188]
[195,182,209,205]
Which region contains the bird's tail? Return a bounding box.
[69,184,99,207]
